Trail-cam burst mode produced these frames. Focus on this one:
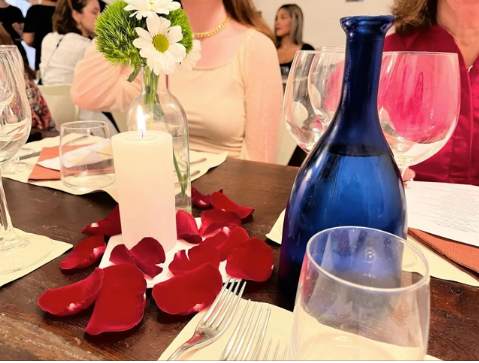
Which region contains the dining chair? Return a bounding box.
[38,84,80,132]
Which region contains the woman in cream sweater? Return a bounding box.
[71,0,283,163]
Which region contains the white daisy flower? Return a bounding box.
[133,14,186,75]
[180,40,201,71]
[125,0,181,20]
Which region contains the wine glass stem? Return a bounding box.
[0,169,20,249]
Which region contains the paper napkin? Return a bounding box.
[158,300,440,361]
[0,229,72,287]
[266,211,479,288]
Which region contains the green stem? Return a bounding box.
[142,67,187,197]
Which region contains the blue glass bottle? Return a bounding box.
[279,16,407,301]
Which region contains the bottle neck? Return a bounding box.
[141,67,168,97]
[338,34,385,117]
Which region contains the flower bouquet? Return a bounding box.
[95,0,201,211]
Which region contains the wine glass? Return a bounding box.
[283,50,327,153]
[0,45,35,175]
[290,226,430,360]
[306,49,461,178]
[0,46,53,275]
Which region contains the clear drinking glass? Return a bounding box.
[0,45,34,175]
[306,50,460,177]
[60,121,115,191]
[290,226,430,360]
[283,50,327,153]
[0,46,53,275]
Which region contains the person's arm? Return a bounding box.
[71,39,141,113]
[239,31,283,163]
[11,8,24,37]
[23,7,35,46]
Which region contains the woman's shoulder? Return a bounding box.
[62,32,91,43]
[240,28,276,54]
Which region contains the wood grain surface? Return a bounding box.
[1,158,478,360]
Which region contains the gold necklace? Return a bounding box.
[193,16,230,38]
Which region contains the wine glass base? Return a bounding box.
[0,235,54,275]
[2,161,33,175]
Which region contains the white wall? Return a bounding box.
[254,0,394,48]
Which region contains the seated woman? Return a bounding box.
[275,4,314,76]
[0,24,53,131]
[40,0,117,133]
[71,0,283,163]
[385,0,478,186]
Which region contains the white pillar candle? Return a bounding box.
[111,129,177,251]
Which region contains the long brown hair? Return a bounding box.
[391,0,437,35]
[223,0,276,45]
[53,0,90,35]
[275,4,304,47]
[0,24,37,80]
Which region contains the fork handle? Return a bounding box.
[167,333,205,361]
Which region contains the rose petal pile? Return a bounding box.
[39,187,274,334]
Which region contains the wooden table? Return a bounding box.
[1,159,478,360]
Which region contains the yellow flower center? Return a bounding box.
[152,34,169,53]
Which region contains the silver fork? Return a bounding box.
[220,301,274,361]
[256,338,289,361]
[167,278,246,361]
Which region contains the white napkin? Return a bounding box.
[158,300,439,361]
[99,218,229,288]
[266,210,479,288]
[0,229,72,287]
[4,137,228,202]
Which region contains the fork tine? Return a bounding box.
[219,300,251,361]
[201,278,232,324]
[240,305,265,360]
[217,280,246,331]
[271,341,280,360]
[260,338,272,360]
[251,307,271,360]
[231,303,258,361]
[213,280,244,329]
[205,279,238,326]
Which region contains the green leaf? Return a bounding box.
[127,63,142,82]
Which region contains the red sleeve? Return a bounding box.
[383,32,408,52]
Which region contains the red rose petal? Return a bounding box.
[226,238,274,282]
[176,210,202,244]
[201,230,228,249]
[131,237,166,265]
[218,227,250,261]
[199,209,241,236]
[85,264,147,335]
[152,263,223,315]
[191,187,224,209]
[60,235,106,270]
[110,242,164,279]
[81,205,121,237]
[191,186,212,209]
[169,244,220,275]
[38,268,104,316]
[210,192,255,219]
[109,244,136,265]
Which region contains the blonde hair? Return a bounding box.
[391,0,437,35]
[276,4,304,47]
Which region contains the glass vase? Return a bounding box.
[279,16,407,302]
[127,67,191,213]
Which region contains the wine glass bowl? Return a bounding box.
[305,49,460,175]
[0,46,53,275]
[378,52,460,173]
[283,50,327,153]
